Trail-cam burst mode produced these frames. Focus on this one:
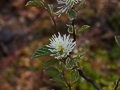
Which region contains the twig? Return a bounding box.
[78,69,101,90]
[71,6,76,42]
[62,69,72,90]
[64,76,72,90]
[71,7,101,90]
[45,8,58,33]
[71,5,101,89]
[43,2,58,34]
[72,19,76,42]
[41,1,58,33]
[114,78,120,90]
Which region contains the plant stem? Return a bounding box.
[62,70,72,90]
[72,19,76,42]
[71,8,101,90]
[71,6,76,42]
[78,69,101,90]
[43,1,58,33]
[45,8,58,33]
[114,77,120,90]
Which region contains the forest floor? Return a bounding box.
[0,0,120,90]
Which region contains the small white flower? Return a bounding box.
[55,0,81,17]
[47,32,76,59]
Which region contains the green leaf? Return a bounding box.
[77,2,86,11]
[51,77,66,88]
[44,66,62,78]
[68,9,77,20]
[74,53,85,59]
[26,0,44,7]
[59,61,65,69]
[44,59,58,68]
[51,77,65,83]
[76,61,81,68]
[45,66,65,84]
[78,25,90,34]
[67,25,73,34]
[65,57,74,69]
[31,46,52,59]
[70,70,79,83]
[115,36,120,46]
[48,4,53,14]
[73,59,81,68]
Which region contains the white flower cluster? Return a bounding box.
[56,0,81,17]
[47,32,76,59]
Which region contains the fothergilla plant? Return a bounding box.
[26,0,120,90]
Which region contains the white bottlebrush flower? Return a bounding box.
[46,32,76,59]
[55,0,81,17]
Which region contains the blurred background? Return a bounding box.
[0,0,120,90]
